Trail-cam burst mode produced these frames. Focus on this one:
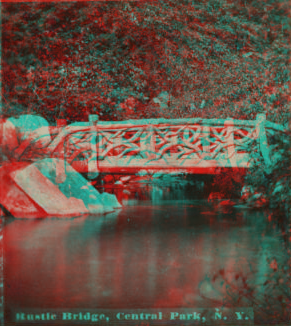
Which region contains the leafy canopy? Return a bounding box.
[2,0,290,123]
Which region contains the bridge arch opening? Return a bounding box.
[90,168,247,203]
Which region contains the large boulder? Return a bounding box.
[10,162,89,217]
[33,158,121,214]
[3,159,121,217]
[0,162,48,218]
[0,120,19,162]
[0,159,122,218]
[100,192,122,209]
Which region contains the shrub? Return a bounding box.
[244,129,291,218]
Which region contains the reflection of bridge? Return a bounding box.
[20,114,285,179]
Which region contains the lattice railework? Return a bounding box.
[95,123,249,169]
[149,125,228,164]
[97,127,146,160]
[233,126,258,153]
[9,114,287,174]
[63,131,95,162]
[15,127,96,174]
[50,130,99,175]
[149,125,204,163]
[96,125,206,168]
[16,128,58,162]
[203,126,231,160]
[17,144,49,162]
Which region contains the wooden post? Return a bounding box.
[202,126,211,159]
[256,113,271,166]
[148,125,156,159]
[140,125,156,159]
[55,137,67,184]
[89,114,99,125]
[88,114,99,179]
[55,119,68,183]
[224,118,236,167]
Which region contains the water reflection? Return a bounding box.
[4,200,289,323]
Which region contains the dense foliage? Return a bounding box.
[244,130,290,217]
[2,0,290,124]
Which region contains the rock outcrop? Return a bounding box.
[0,158,121,218]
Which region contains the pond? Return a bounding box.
[4,199,290,324]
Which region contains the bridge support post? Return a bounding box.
[148,125,156,159]
[256,114,271,166]
[202,126,210,160]
[55,120,67,184]
[224,119,236,167]
[140,125,156,159]
[88,115,99,179]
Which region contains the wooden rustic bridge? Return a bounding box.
[18,114,285,180]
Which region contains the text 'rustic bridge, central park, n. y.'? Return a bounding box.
[18,113,285,179]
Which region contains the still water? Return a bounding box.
[4,200,290,324]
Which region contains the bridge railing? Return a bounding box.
[16,114,286,179]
